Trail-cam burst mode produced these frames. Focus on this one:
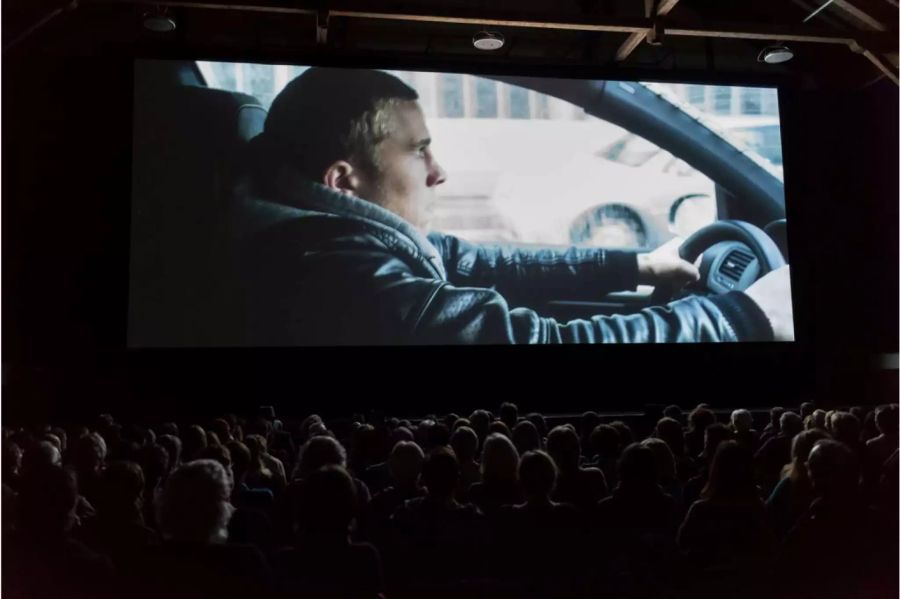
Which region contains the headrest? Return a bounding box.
[135,85,266,161]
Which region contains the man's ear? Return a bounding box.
[322,160,363,196]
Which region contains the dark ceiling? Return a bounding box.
[3,1,899,85]
[4,0,898,88]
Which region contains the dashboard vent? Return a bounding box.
[719,249,754,283]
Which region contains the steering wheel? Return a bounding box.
[650,220,786,304]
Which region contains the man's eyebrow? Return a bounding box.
[414,138,432,147]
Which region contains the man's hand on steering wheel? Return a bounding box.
[637,237,700,289]
[639,221,794,342]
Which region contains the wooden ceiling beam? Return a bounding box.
[828,0,889,30]
[615,0,680,62]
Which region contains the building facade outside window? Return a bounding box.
[439,73,465,118]
[713,86,733,114]
[508,85,530,119]
[741,87,762,115]
[475,78,498,118]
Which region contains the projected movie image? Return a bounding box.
[129,60,793,347]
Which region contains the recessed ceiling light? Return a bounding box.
[758,45,794,64]
[142,11,176,33]
[473,31,504,51]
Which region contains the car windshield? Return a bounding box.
[198,62,782,250]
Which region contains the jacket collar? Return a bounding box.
[268,167,446,280]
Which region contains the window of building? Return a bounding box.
[741,87,762,115]
[713,86,732,114]
[687,85,706,107]
[439,73,464,118]
[532,93,550,119]
[761,89,779,116]
[475,78,498,118]
[509,86,530,119]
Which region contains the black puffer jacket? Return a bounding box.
[235,171,772,346]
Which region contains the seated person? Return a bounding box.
[863,404,898,491]
[678,442,776,576]
[244,434,286,493]
[684,407,716,460]
[450,426,481,501]
[755,411,804,497]
[78,460,159,573]
[546,425,607,512]
[280,435,371,540]
[779,440,894,599]
[4,465,115,599]
[495,450,582,597]
[640,438,684,509]
[130,460,271,599]
[653,417,697,485]
[468,433,524,517]
[596,444,680,596]
[588,424,622,489]
[830,411,862,456]
[387,447,484,593]
[765,429,830,539]
[272,465,383,598]
[225,439,275,511]
[363,441,425,541]
[759,407,785,447]
[730,409,760,454]
[512,420,542,456]
[223,440,275,548]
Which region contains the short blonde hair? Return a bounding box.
[344,97,408,173]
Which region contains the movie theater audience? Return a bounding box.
[2,401,897,599]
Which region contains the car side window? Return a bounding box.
[197,62,748,250]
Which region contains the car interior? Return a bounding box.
[132,60,795,327]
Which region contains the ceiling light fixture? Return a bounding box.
[472,30,504,51]
[758,44,794,64]
[142,7,176,33]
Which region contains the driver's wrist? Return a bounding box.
[636,253,654,285]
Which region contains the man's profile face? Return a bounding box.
[357,100,447,231]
